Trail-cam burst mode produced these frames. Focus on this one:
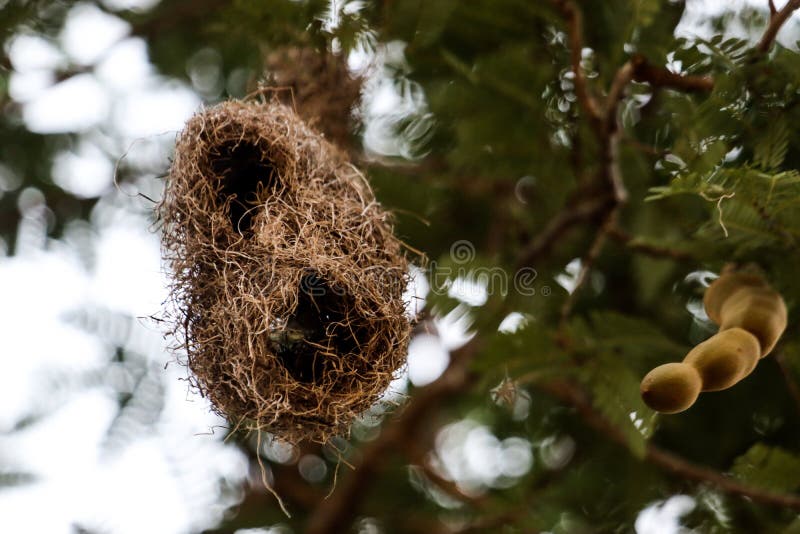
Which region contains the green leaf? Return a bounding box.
[585,311,687,365]
[633,0,661,29]
[580,353,657,459]
[754,115,789,170]
[414,0,458,47]
[731,443,800,493]
[482,320,562,377]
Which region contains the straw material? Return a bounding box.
[160,100,409,443]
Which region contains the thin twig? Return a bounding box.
[407,448,486,508]
[607,226,695,261]
[631,54,715,93]
[757,0,800,54]
[542,380,800,511]
[621,135,667,157]
[515,194,615,270]
[558,54,633,325]
[551,0,602,126]
[305,343,479,534]
[559,211,617,326]
[605,61,635,130]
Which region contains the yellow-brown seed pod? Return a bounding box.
[640,362,702,414]
[703,272,768,324]
[719,286,787,356]
[683,328,760,392]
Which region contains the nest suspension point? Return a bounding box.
[160,100,410,444]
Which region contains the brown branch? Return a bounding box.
[607,226,695,261]
[542,380,800,511]
[629,2,800,96]
[305,342,480,534]
[757,0,800,54]
[605,61,634,128]
[551,0,602,126]
[630,54,715,93]
[621,136,667,157]
[307,157,627,532]
[558,56,633,324]
[515,193,615,270]
[559,211,617,325]
[401,437,487,507]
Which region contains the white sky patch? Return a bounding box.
[6,33,65,71]
[403,264,429,319]
[96,38,154,91]
[112,83,201,138]
[186,47,224,96]
[52,141,114,198]
[0,196,247,534]
[434,304,475,350]
[60,3,130,65]
[101,0,163,12]
[498,312,528,334]
[406,334,449,386]
[8,70,55,103]
[356,40,434,159]
[23,74,111,133]
[556,258,581,295]
[0,249,104,430]
[677,0,800,47]
[431,420,533,494]
[447,274,489,307]
[635,495,696,534]
[538,434,576,470]
[3,390,117,479]
[2,1,482,532]
[91,222,167,317]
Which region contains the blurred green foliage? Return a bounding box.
[5,0,800,532]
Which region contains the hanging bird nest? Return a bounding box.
[160,100,410,444]
[263,46,362,148]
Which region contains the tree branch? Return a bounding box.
[551,0,602,126]
[305,342,480,534]
[605,61,634,128]
[557,56,633,324]
[607,226,695,261]
[542,380,800,511]
[559,211,617,325]
[630,54,715,94]
[757,0,800,54]
[515,193,615,271]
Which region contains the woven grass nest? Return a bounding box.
[264,46,362,148]
[160,100,410,444]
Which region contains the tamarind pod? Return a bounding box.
[683,328,760,392]
[704,272,768,325]
[719,287,787,357]
[640,362,702,414]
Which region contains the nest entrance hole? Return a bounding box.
[213,141,276,233]
[272,273,363,384]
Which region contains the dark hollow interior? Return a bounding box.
[272,273,363,384]
[212,141,275,233]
